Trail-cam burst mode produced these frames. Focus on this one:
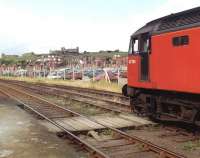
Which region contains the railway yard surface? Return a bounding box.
[0,79,200,158]
[0,92,85,158]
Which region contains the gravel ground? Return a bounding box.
[0,93,86,158]
[28,90,200,158]
[1,87,200,158]
[127,126,200,158]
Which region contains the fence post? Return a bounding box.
[72,66,74,80]
[92,68,95,81]
[104,68,110,83]
[43,69,45,78]
[117,68,120,85]
[82,67,84,80]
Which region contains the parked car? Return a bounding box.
[94,70,118,81]
[84,69,104,78]
[107,70,118,81]
[47,72,62,79]
[111,69,127,78]
[15,69,27,77]
[119,70,127,78]
[63,70,82,80]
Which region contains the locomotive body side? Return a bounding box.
[128,26,200,94]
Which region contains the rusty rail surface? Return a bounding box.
[0,81,186,158]
[0,79,127,99]
[1,79,131,113]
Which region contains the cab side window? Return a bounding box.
[181,36,189,45]
[133,39,139,53]
[129,34,151,55]
[139,34,151,53]
[172,35,189,46]
[128,38,139,55]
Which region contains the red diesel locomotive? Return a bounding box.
[123,7,200,125]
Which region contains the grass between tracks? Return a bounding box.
[0,76,122,93]
[183,140,200,151]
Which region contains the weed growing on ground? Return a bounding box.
[46,95,102,116]
[1,76,122,93]
[100,129,113,136]
[183,140,200,151]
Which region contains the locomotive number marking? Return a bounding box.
[129,60,136,64]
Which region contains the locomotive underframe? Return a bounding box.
[127,86,200,126]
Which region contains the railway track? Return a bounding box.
[1,79,131,113]
[0,79,127,99]
[0,81,185,158]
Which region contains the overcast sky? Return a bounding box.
[0,0,199,54]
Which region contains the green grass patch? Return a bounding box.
[183,140,200,151]
[100,129,113,136]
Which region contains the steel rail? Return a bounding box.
[47,86,129,106]
[0,82,186,158]
[3,80,131,112]
[0,86,109,158]
[0,78,128,101]
[22,83,130,108]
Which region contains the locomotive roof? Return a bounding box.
[132,7,200,37]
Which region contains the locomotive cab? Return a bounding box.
[128,33,151,82]
[127,33,154,114]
